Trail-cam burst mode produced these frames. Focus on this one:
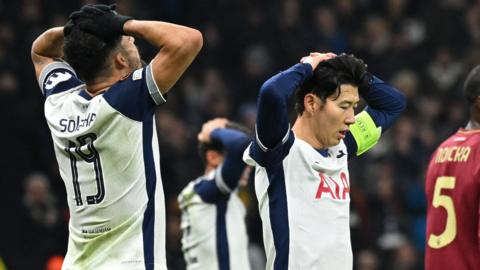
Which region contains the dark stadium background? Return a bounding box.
[1,0,478,269]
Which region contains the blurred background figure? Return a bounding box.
[44,255,64,270]
[18,173,67,270]
[22,173,59,229]
[356,249,380,270]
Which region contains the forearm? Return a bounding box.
[123,20,202,92]
[211,128,251,190]
[123,20,202,55]
[362,75,407,131]
[31,27,65,79]
[256,63,312,148]
[211,128,250,155]
[31,27,64,59]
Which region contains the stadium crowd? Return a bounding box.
[1,0,479,269]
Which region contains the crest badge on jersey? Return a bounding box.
[132,68,143,81]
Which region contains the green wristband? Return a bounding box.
[349,111,382,156]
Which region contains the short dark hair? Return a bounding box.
[295,54,367,114]
[63,26,121,84]
[197,121,252,166]
[464,65,480,104]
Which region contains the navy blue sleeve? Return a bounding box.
[211,128,251,191]
[256,63,313,150]
[39,61,83,98]
[103,64,167,122]
[363,76,407,131]
[193,128,251,203]
[194,179,226,204]
[345,75,407,156]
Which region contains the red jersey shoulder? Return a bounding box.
[430,130,480,165]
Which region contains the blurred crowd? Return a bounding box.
[1,0,479,269]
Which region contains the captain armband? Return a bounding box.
[349,111,382,156]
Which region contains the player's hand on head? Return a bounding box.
[64,4,133,41]
[300,52,336,70]
[339,53,371,94]
[197,118,229,143]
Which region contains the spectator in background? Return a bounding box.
[18,173,67,270]
[22,172,59,229]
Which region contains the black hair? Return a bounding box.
[294,54,368,115]
[197,140,224,166]
[197,121,252,166]
[63,26,122,84]
[464,65,480,104]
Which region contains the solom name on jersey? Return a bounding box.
[59,113,96,133]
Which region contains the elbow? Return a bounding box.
[259,79,281,100]
[31,38,40,60]
[179,28,203,55]
[189,29,204,52]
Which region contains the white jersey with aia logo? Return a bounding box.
[243,131,351,270]
[39,61,167,270]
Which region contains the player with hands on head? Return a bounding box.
[424,65,480,270]
[31,4,202,269]
[178,118,252,270]
[243,52,406,269]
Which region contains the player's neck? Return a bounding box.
[86,82,111,96]
[86,76,118,96]
[86,70,130,96]
[204,165,215,175]
[292,116,325,149]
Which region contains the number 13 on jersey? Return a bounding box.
[428,176,457,249]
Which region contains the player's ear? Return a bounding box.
[114,52,129,69]
[474,96,480,109]
[304,93,320,115]
[206,150,223,167]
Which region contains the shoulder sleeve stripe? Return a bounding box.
[215,164,232,195]
[38,61,77,95]
[255,124,290,152]
[145,64,166,105]
[349,111,382,155]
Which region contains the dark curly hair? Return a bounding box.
[464,65,480,104]
[63,26,121,84]
[295,54,369,115]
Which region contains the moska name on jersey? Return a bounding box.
[434,146,471,164]
[59,113,96,133]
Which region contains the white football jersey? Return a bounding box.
[39,61,167,270]
[243,131,352,270]
[178,169,251,270]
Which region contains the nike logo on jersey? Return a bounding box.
[336,150,346,158]
[45,71,72,90]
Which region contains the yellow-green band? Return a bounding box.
[349,111,382,156]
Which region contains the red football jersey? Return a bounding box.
[425,129,480,270]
